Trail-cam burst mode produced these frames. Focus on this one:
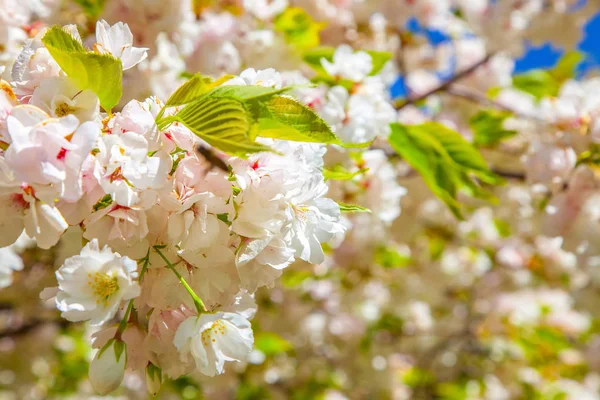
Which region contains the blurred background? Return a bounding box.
[3,0,600,399]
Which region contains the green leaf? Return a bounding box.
[511,51,583,101]
[281,270,312,288]
[254,332,293,356]
[163,84,344,157]
[388,122,502,219]
[216,213,231,226]
[337,201,371,213]
[303,47,335,75]
[42,26,122,111]
[274,7,325,49]
[469,109,518,147]
[256,96,338,143]
[512,70,559,101]
[323,165,368,181]
[173,96,273,157]
[165,74,232,107]
[549,51,583,82]
[367,50,393,75]
[374,246,412,269]
[73,0,106,18]
[210,85,289,102]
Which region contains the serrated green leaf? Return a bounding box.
[388,122,502,219]
[469,109,518,147]
[42,26,122,111]
[256,96,338,143]
[173,96,273,157]
[210,85,289,101]
[274,7,325,49]
[166,74,233,107]
[254,332,293,356]
[337,201,371,213]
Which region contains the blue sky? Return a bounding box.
[390,10,600,98]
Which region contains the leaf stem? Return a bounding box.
[115,300,134,340]
[153,246,206,313]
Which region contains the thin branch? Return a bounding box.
[447,85,545,122]
[395,53,495,110]
[0,319,69,339]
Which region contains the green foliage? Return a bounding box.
[159,85,340,157]
[281,269,312,288]
[512,51,583,101]
[164,74,232,107]
[47,327,91,396]
[42,26,123,111]
[256,96,338,143]
[323,165,368,181]
[173,96,273,157]
[374,246,412,269]
[337,201,371,213]
[254,332,293,356]
[360,313,404,352]
[274,7,325,49]
[402,367,435,388]
[72,0,106,18]
[236,380,271,400]
[388,122,503,219]
[469,109,518,147]
[169,376,204,399]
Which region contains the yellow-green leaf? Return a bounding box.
[274,7,326,49]
[337,201,371,213]
[469,109,517,147]
[42,26,122,111]
[254,332,293,356]
[165,74,233,107]
[173,96,272,157]
[256,96,338,143]
[388,122,503,219]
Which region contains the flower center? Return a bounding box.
[201,320,227,345]
[55,102,77,117]
[88,272,119,305]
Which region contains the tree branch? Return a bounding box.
[395,53,496,110]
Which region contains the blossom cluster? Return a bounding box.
[0,19,348,394]
[2,0,600,399]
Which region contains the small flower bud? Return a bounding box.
[145,362,163,396]
[89,338,127,395]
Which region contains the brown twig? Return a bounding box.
[395,53,496,110]
[0,319,69,339]
[447,85,545,122]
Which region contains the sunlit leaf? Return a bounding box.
[274,7,325,49]
[254,332,293,356]
[469,109,518,147]
[256,96,338,143]
[172,96,273,157]
[42,26,122,111]
[388,122,503,219]
[337,201,371,213]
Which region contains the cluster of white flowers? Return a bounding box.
[4,0,600,399]
[0,19,352,394]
